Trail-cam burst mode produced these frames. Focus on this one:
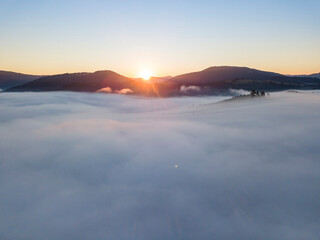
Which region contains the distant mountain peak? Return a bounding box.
[289,72,320,79]
[203,66,250,71]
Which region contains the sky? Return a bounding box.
[0,0,320,76]
[1,91,320,239]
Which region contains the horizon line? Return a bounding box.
[1,65,319,78]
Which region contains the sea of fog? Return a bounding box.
[0,91,320,240]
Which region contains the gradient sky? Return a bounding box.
[1,0,320,76]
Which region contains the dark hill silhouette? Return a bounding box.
[0,71,41,89]
[293,72,320,79]
[9,71,132,92]
[170,66,320,91]
[6,66,320,96]
[309,73,320,78]
[171,66,282,83]
[8,70,177,97]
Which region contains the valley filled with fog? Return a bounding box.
[0,91,320,240]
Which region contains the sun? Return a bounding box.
[139,70,153,81]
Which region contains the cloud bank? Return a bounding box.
[115,88,134,95]
[0,91,320,240]
[96,87,135,95]
[97,87,112,93]
[180,85,201,94]
[228,88,250,96]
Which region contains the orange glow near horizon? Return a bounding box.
[139,70,153,81]
[2,65,319,78]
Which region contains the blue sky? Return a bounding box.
[1,0,319,76]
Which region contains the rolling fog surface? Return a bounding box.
[0,91,320,240]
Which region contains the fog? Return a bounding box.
[180,85,201,94]
[0,91,320,240]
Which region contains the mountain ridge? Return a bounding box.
[0,70,43,89]
[290,72,320,79]
[6,66,320,96]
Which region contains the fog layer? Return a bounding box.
[0,91,320,240]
